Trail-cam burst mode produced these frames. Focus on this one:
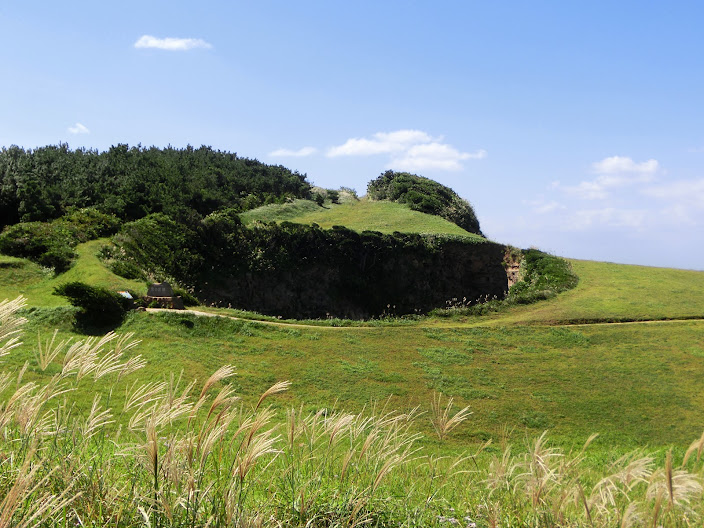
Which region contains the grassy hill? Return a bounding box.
[240,197,484,239]
[2,241,704,449]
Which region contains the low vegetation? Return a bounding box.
[434,249,579,317]
[53,281,132,332]
[0,208,120,272]
[3,297,704,527]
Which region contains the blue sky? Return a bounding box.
[2,1,703,269]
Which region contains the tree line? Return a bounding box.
[0,143,311,229]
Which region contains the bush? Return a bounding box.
[0,208,122,273]
[108,260,145,280]
[53,281,131,332]
[432,249,579,317]
[37,244,75,272]
[0,221,77,272]
[173,287,200,306]
[60,208,121,240]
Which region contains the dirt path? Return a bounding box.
[145,308,368,330]
[145,308,704,331]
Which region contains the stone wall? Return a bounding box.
[196,239,508,319]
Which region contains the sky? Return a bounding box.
[1,1,703,270]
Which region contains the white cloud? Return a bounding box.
[642,179,704,207]
[526,199,567,214]
[567,208,647,230]
[390,143,486,172]
[326,129,485,172]
[592,156,659,175]
[134,35,212,51]
[327,130,436,157]
[268,146,317,157]
[563,156,660,199]
[67,123,90,135]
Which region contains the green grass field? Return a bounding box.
[241,197,484,239]
[3,241,704,526]
[2,240,704,449]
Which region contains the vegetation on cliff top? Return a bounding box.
[242,197,484,239]
[103,212,502,318]
[367,170,482,235]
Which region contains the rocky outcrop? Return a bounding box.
[196,238,508,319]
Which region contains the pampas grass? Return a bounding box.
[4,295,704,526]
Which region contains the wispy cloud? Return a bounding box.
[525,199,567,214]
[326,129,485,172]
[563,156,659,199]
[134,35,212,51]
[567,207,648,230]
[327,130,436,157]
[643,179,704,204]
[67,122,90,135]
[390,143,486,172]
[268,146,317,157]
[591,156,659,175]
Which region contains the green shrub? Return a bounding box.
[108,260,145,280]
[433,249,579,317]
[53,281,131,332]
[113,213,203,282]
[0,208,122,273]
[0,221,77,272]
[173,287,200,306]
[37,244,76,272]
[60,207,121,240]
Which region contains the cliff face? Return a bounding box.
[196,239,508,319]
[111,216,510,319]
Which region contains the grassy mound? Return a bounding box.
[367,170,482,235]
[241,197,484,239]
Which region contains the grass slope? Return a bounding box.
[239,198,322,225]
[241,197,483,238]
[0,239,146,307]
[469,259,704,326]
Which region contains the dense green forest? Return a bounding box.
[0,143,311,228]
